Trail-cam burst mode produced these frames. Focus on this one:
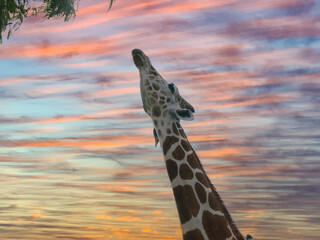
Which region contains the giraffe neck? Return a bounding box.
[157,121,244,240]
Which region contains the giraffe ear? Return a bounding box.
[174,109,194,121]
[153,128,159,147]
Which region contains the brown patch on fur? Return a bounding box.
[187,153,201,170]
[173,186,192,224]
[152,106,161,117]
[208,192,224,212]
[160,96,165,100]
[179,163,193,180]
[172,123,179,136]
[173,185,200,224]
[183,229,205,240]
[159,100,165,105]
[176,122,187,138]
[166,97,171,103]
[172,145,185,160]
[168,121,244,240]
[195,182,207,204]
[163,110,168,118]
[184,185,200,217]
[153,120,158,127]
[202,211,232,240]
[167,128,171,134]
[147,86,152,91]
[152,92,158,99]
[152,82,160,90]
[181,140,191,151]
[166,159,178,182]
[162,136,179,155]
[196,172,210,188]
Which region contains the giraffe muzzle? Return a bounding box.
[132,49,145,67]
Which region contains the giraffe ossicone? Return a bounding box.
[132,49,251,240]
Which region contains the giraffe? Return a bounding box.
[132,49,247,240]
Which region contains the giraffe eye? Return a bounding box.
[168,83,175,94]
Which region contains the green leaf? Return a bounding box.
[18,12,23,23]
[7,29,12,39]
[108,0,115,11]
[13,21,20,30]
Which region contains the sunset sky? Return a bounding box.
[0,0,319,239]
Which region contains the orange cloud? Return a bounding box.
[82,235,104,238]
[63,59,113,68]
[117,216,141,221]
[206,164,297,179]
[37,107,140,124]
[5,135,152,150]
[152,0,238,14]
[199,147,248,158]
[29,213,46,220]
[152,210,163,215]
[77,2,108,16]
[0,38,121,59]
[245,210,265,219]
[86,226,99,230]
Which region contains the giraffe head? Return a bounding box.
[132,49,195,128]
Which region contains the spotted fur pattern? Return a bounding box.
[132,49,245,240]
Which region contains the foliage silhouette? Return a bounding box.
[0,0,115,43]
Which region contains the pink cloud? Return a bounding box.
[93,87,139,98]
[237,0,314,12]
[221,16,320,40]
[0,38,122,59]
[0,135,153,150]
